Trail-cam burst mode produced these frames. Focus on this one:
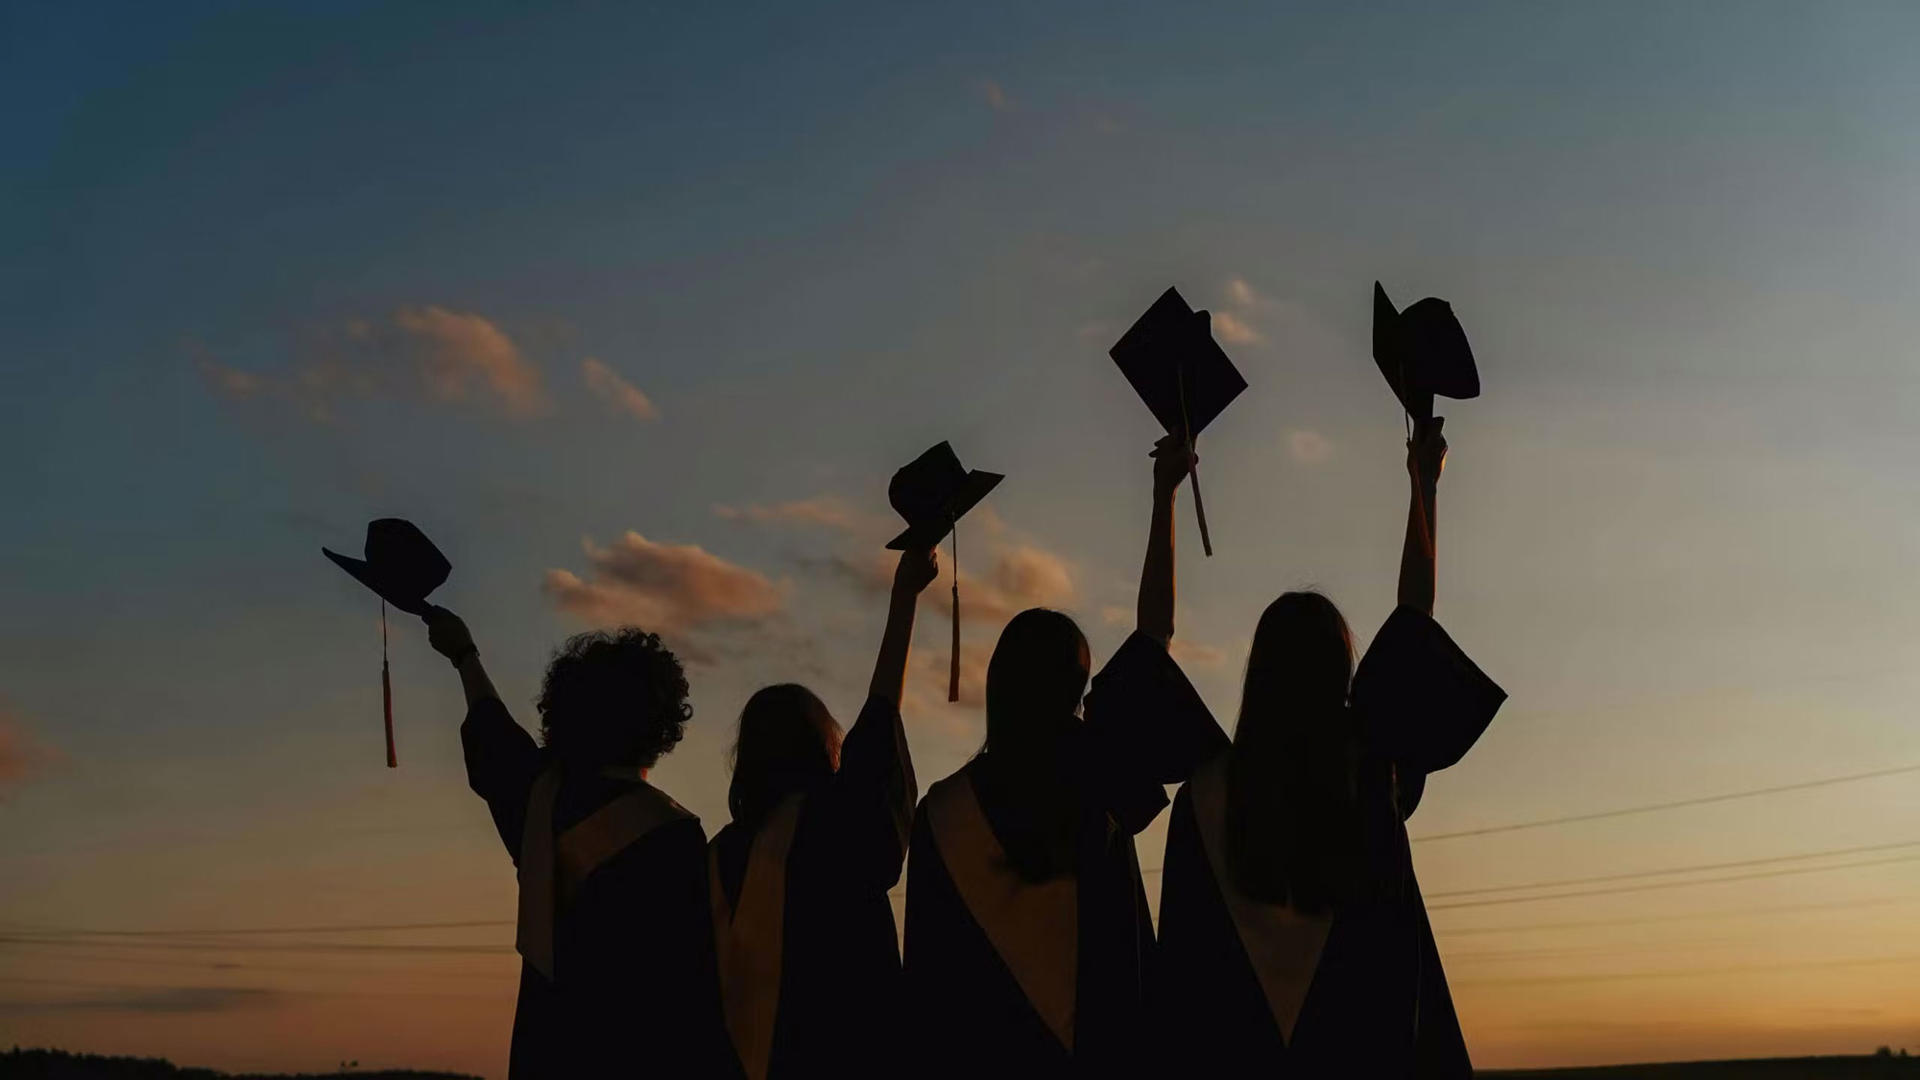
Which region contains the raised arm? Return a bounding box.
[868,547,940,708]
[1138,433,1194,646]
[425,605,538,854]
[1396,418,1447,617]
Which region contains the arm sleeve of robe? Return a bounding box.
[1081,631,1232,835]
[460,695,542,860]
[816,694,918,893]
[1351,607,1506,819]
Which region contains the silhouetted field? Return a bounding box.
[1487,1053,1920,1079]
[0,1049,479,1080]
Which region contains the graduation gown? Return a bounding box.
[902,632,1227,1080]
[463,696,732,1079]
[1154,607,1506,1079]
[707,695,917,1080]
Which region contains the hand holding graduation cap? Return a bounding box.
[424,605,476,666]
[1407,418,1447,486]
[1151,432,1197,501]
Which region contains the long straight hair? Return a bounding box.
[728,683,843,829]
[1225,592,1366,912]
[978,608,1090,881]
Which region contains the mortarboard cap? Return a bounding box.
[1110,286,1247,556]
[1371,282,1480,422]
[886,442,1003,551]
[886,442,1003,702]
[323,518,450,616]
[323,518,451,768]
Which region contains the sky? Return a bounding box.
[4,0,1920,1074]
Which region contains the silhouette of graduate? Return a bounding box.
[706,449,952,1080]
[420,604,732,1077]
[1152,284,1506,1078]
[902,434,1224,1080]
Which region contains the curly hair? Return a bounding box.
[536,628,692,769]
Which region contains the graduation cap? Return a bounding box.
[1110,286,1247,556]
[1371,282,1480,425]
[886,442,1003,702]
[323,519,451,767]
[1082,631,1231,833]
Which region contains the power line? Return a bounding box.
[1413,762,1920,843]
[1426,838,1920,899]
[1451,952,1920,988]
[1427,852,1920,910]
[1430,893,1920,937]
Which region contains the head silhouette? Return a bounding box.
[984,607,1090,765]
[1226,591,1367,911]
[728,683,843,827]
[536,628,691,771]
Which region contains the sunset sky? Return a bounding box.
[6,2,1920,1075]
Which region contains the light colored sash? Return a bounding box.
[516,768,693,981]
[924,772,1078,1051]
[1189,754,1333,1046]
[710,793,805,1080]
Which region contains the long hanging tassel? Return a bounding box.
[948,524,961,703]
[382,601,397,768]
[1176,365,1213,557]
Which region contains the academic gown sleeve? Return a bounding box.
[461,695,543,859]
[1081,631,1231,834]
[1351,607,1506,819]
[812,694,917,892]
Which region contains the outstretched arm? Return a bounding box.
[1138,434,1193,646]
[425,606,499,705]
[869,547,940,708]
[1397,419,1447,617]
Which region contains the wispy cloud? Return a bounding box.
[1211,310,1264,346]
[1226,277,1261,308]
[393,305,548,418]
[581,357,658,421]
[0,706,57,799]
[543,532,785,660]
[1287,429,1334,464]
[980,79,1012,111]
[194,306,549,421]
[713,496,862,533]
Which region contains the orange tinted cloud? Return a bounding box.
[713,496,862,532]
[1212,309,1263,346]
[542,532,784,639]
[0,708,56,797]
[580,357,658,421]
[393,306,548,418]
[192,307,548,421]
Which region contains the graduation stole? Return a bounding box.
[516,767,693,981]
[709,793,806,1080]
[1188,754,1333,1046]
[924,771,1078,1051]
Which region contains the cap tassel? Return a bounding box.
[381,601,397,768]
[948,524,961,703]
[1177,364,1213,557]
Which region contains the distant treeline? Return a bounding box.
[0,1049,479,1080]
[1487,1051,1919,1080]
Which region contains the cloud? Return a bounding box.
[543,532,785,647]
[981,80,1012,111]
[713,496,862,533]
[1226,277,1261,307]
[0,985,278,1016]
[1170,640,1230,670]
[1287,429,1335,464]
[0,709,56,798]
[581,357,658,421]
[1212,309,1264,346]
[193,306,548,421]
[392,306,548,417]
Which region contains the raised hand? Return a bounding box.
[892,546,940,598]
[1407,418,1448,487]
[1152,432,1197,501]
[423,605,477,665]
